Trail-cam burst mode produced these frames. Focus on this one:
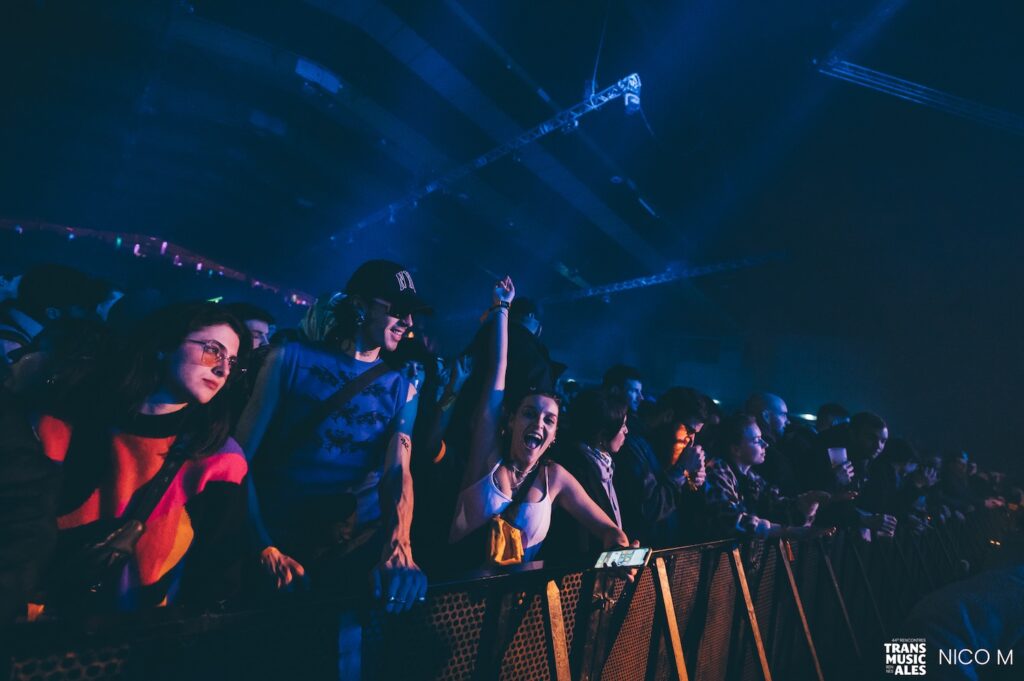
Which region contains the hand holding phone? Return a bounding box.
[594,547,652,570]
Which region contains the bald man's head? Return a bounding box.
[745,392,789,442]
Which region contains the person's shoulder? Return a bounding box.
[545,458,566,476]
[553,442,586,469]
[705,457,734,480]
[615,438,655,478]
[355,360,404,400]
[278,338,329,361]
[193,437,248,485]
[621,435,655,461]
[622,434,645,450]
[544,459,577,492]
[36,413,75,463]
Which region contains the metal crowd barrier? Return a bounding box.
[7,508,1020,681]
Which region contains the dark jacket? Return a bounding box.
[858,458,926,516]
[613,435,681,548]
[0,387,60,623]
[543,444,617,566]
[703,457,807,539]
[756,423,821,497]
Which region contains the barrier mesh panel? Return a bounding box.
[373,587,489,681]
[600,569,657,681]
[668,550,702,636]
[499,591,551,681]
[740,541,778,681]
[559,572,583,660]
[693,550,736,681]
[782,546,821,681]
[11,520,1019,681]
[11,644,129,681]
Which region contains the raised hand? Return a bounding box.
[403,360,426,394]
[450,354,473,394]
[493,276,515,306]
[834,461,856,486]
[913,466,938,489]
[435,363,452,402]
[680,444,705,476]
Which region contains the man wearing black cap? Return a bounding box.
[237,260,430,617]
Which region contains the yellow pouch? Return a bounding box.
[487,515,525,566]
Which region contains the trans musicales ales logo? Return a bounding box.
[885,638,927,676]
[884,637,1015,676]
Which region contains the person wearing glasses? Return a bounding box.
[703,414,831,540]
[38,303,252,611]
[235,260,430,613]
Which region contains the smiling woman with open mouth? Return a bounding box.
[448,276,638,569]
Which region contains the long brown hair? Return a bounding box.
[108,302,250,456]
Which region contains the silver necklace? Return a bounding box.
[506,460,537,492]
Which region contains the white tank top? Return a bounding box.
[449,461,553,562]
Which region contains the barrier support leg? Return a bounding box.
[848,540,887,637]
[815,540,862,661]
[544,580,572,681]
[653,557,689,681]
[730,547,773,681]
[778,540,826,681]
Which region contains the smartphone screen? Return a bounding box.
[594,547,652,569]
[827,447,848,466]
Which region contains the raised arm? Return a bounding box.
[551,464,630,550]
[461,277,515,490]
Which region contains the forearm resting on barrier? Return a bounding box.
[373,430,427,614]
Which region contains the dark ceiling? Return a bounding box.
[2,0,1023,464]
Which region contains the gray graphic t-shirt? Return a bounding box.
[260,341,409,536]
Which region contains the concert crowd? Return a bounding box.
[0,258,1019,636]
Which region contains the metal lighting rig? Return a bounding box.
[819,59,1024,137]
[338,73,643,238]
[542,254,783,305]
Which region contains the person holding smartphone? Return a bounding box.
[448,278,634,566]
[543,388,630,565]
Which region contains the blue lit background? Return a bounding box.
[1,0,1021,476]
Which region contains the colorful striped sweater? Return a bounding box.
[39,409,248,611]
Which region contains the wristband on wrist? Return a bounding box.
[490,301,511,312]
[439,392,458,412]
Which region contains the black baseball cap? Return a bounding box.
[345,260,432,317]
